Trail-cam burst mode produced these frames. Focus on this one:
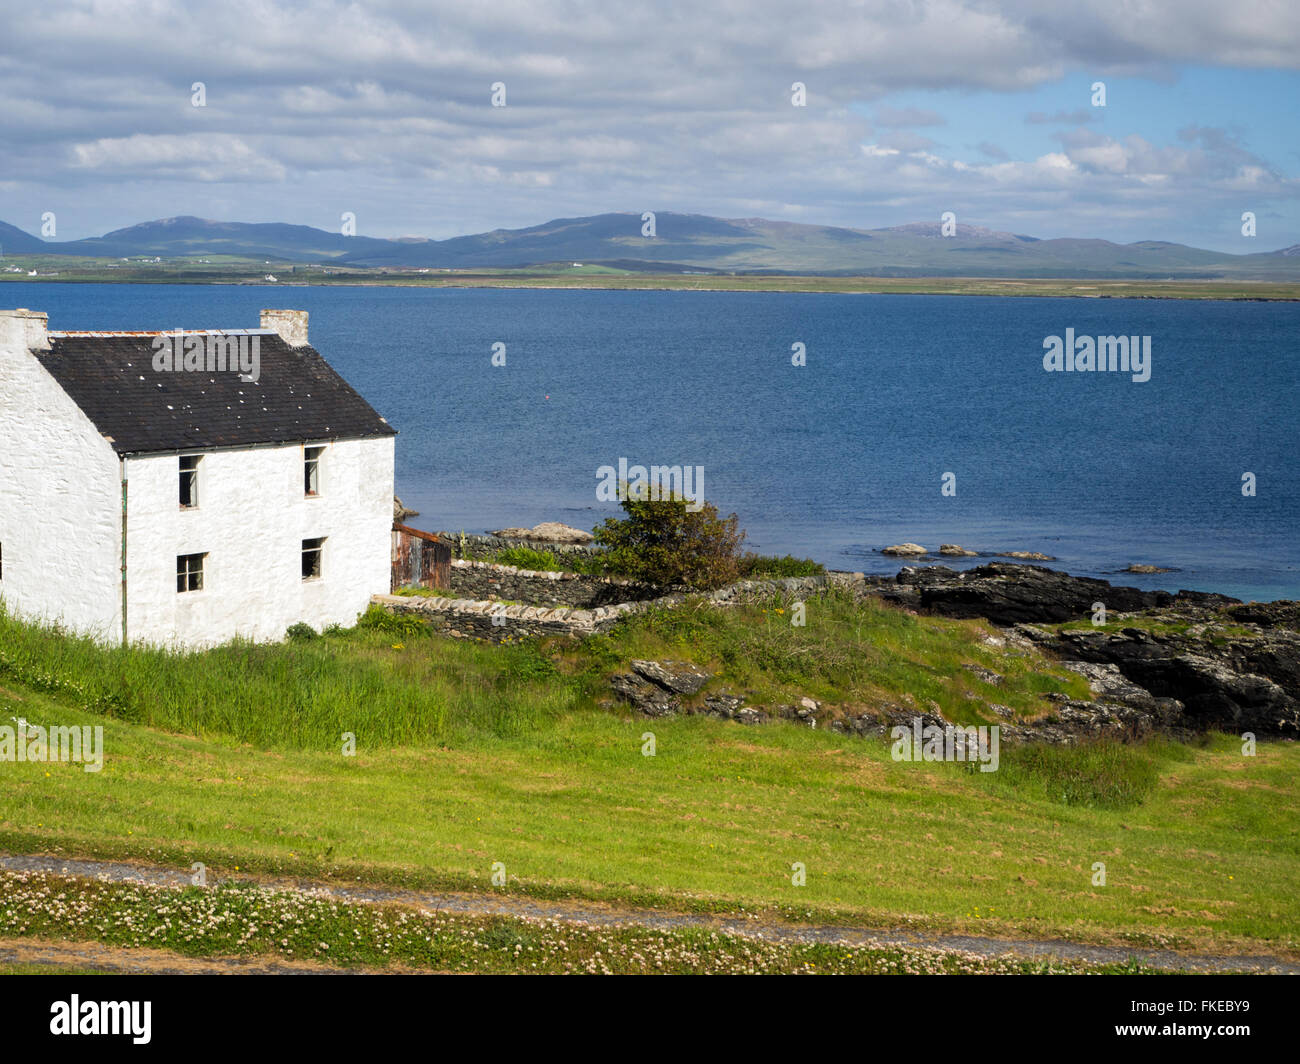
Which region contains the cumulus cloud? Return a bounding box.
[0,0,1296,245]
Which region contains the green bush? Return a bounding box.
[594,491,745,590]
[285,622,319,642]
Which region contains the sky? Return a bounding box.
[1,0,1297,251]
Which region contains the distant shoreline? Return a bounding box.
[4,274,1300,300]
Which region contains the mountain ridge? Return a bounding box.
[2,211,1297,279]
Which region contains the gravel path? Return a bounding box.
[3,853,1294,974]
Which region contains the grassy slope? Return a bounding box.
[1,595,1296,957]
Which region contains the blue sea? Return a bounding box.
[12,283,1299,602]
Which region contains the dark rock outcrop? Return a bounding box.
[629,659,710,695]
[1226,601,1300,631]
[1020,624,1300,737]
[875,563,1239,626]
[609,672,680,717]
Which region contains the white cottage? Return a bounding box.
[0,307,396,648]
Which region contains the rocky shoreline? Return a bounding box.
[606,562,1300,744]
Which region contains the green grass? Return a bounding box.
[738,554,826,579]
[0,603,572,748]
[575,589,1091,718]
[1054,614,1259,641]
[0,591,1089,749]
[1,593,1296,956]
[1,678,1296,955]
[491,546,565,572]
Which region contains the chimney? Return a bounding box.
[260,308,309,347]
[0,308,50,353]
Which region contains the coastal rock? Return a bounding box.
[394,496,418,521]
[874,563,1238,627]
[961,663,1003,685]
[702,693,745,719]
[611,658,715,715]
[939,544,978,557]
[630,659,711,695]
[489,522,594,544]
[610,672,680,716]
[995,551,1057,561]
[882,543,928,556]
[1125,564,1174,574]
[1060,660,1183,720]
[1027,625,1300,737]
[1226,601,1300,631]
[1000,699,1165,746]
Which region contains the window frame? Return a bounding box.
[179,454,202,510]
[304,445,325,498]
[301,537,325,582]
[176,552,206,594]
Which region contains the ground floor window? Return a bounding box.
[177,552,205,593]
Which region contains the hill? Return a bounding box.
[2,211,1298,279]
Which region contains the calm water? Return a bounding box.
[13,283,1299,601]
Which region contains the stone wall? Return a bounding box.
[373,573,840,644]
[447,558,657,608]
[436,531,600,562]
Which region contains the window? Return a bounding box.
[304,446,324,496]
[179,455,201,509]
[302,537,325,581]
[177,552,205,593]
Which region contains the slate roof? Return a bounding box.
[36,331,396,455]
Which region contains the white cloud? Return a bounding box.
[0,1,1296,246]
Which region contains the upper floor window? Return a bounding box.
[304,446,325,497]
[179,455,201,509]
[302,537,325,581]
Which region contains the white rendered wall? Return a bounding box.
[124,436,395,649]
[0,339,123,640]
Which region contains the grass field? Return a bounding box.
[1,593,1296,959]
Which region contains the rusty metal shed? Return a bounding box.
[392,523,452,591]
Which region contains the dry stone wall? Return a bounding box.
[446,559,658,608]
[373,572,843,644]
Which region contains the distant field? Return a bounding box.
[2,257,1299,300]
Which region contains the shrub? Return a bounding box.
[285,622,319,642]
[594,492,745,590]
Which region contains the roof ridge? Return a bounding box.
[49,328,278,337]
